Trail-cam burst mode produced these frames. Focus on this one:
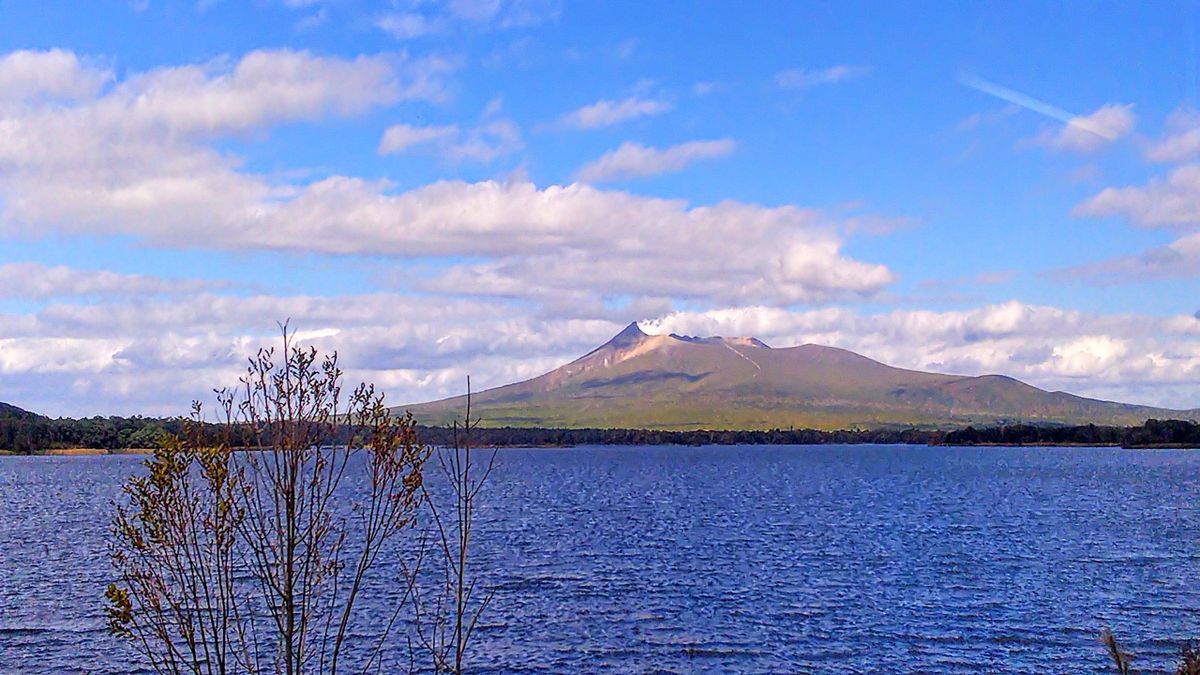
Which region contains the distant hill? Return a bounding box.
[397,323,1200,431]
[0,401,38,420]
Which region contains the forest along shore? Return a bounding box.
[2,417,1200,454]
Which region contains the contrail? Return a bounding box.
[959,73,1116,140]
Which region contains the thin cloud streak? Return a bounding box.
[959,73,1119,140]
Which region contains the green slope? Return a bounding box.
[396,323,1200,431]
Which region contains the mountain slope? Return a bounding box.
[398,323,1200,430]
[0,402,38,420]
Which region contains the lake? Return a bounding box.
[2,445,1199,673]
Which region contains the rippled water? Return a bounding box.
[2,445,1200,673]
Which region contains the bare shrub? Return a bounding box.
[106,327,429,674]
[412,380,497,674]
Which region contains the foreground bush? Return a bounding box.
[105,328,493,674]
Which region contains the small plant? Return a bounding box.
[1102,629,1200,675]
[1177,641,1200,675]
[1102,628,1132,675]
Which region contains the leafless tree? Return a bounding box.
[412,379,497,674]
[107,326,430,675]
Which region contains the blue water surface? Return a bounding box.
[2,445,1199,673]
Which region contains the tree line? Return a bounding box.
[5,411,1200,454]
[938,418,1200,447]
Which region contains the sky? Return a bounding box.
[3,0,1200,417]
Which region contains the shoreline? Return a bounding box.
[3,442,1198,457]
[40,447,155,456]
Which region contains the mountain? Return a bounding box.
[0,402,38,420]
[397,323,1200,431]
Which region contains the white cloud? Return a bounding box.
[119,49,446,135]
[0,49,896,313]
[575,139,736,182]
[775,65,869,90]
[0,49,111,103]
[379,120,522,162]
[0,48,921,417]
[6,295,1200,416]
[1146,107,1200,163]
[377,13,443,39]
[0,263,227,299]
[0,48,453,248]
[1029,103,1135,153]
[0,119,895,307]
[1074,163,1200,227]
[376,0,559,39]
[645,301,1200,409]
[251,179,894,305]
[557,96,671,129]
[1065,158,1200,281]
[379,123,459,153]
[0,48,452,149]
[1059,230,1200,283]
[441,120,522,161]
[0,291,625,416]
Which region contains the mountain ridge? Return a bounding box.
[0,402,39,420]
[397,323,1200,431]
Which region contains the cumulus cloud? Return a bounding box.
[644,301,1200,408]
[0,291,623,416]
[0,48,451,245]
[0,48,898,313]
[254,179,894,305]
[575,138,736,182]
[0,113,896,305]
[1074,163,1200,227]
[6,295,1200,416]
[0,48,917,415]
[1145,107,1200,163]
[1067,152,1200,280]
[1029,103,1135,153]
[556,96,671,129]
[775,65,869,90]
[115,49,444,135]
[0,47,453,140]
[0,49,112,103]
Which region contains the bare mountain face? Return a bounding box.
[398,323,1200,430]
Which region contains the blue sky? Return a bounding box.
[2,0,1200,416]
